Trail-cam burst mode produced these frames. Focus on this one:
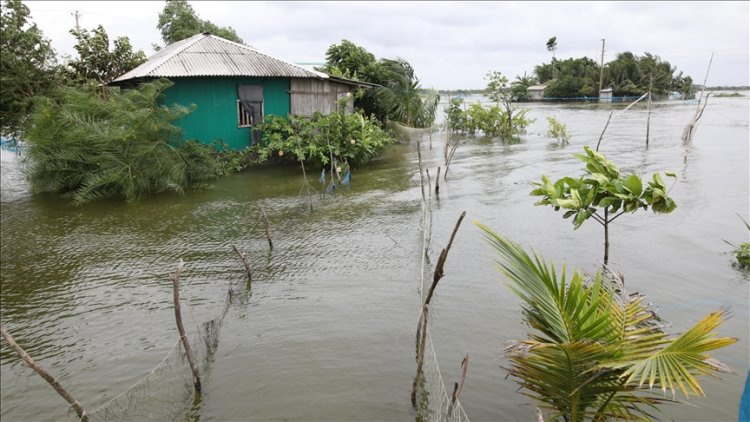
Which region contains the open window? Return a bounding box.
[238,85,264,144]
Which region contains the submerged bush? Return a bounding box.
[24,79,223,204]
[546,116,571,144]
[251,104,394,168]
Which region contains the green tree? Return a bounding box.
[317,39,389,85]
[603,51,690,97]
[531,146,677,266]
[546,36,557,61]
[511,72,535,102]
[157,0,244,45]
[485,70,533,137]
[68,25,146,85]
[0,0,59,137]
[477,224,736,421]
[370,58,439,128]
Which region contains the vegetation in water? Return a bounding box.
[250,96,394,168]
[546,116,571,144]
[24,79,224,205]
[535,52,693,99]
[531,146,677,266]
[477,224,736,421]
[725,215,750,269]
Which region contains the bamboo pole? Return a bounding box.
[170,261,201,393]
[646,74,653,148]
[0,325,89,422]
[261,207,273,251]
[596,111,613,152]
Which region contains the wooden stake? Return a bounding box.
[646,74,652,148]
[435,167,441,194]
[231,244,252,280]
[261,207,273,251]
[424,211,466,306]
[450,354,469,413]
[300,160,313,212]
[596,111,613,152]
[0,324,89,421]
[170,260,202,393]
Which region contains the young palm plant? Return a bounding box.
[476,223,736,421]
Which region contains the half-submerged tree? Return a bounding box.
[531,146,676,266]
[477,224,736,421]
[485,70,532,138]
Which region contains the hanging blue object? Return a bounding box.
[319,169,326,184]
[326,182,336,194]
[342,170,351,185]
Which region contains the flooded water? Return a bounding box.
[1,94,748,421]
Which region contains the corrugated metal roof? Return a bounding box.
[114,33,323,82]
[528,85,548,90]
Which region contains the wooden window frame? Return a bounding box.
[237,100,263,128]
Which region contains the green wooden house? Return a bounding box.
[113,33,372,150]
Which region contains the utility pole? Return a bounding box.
[598,38,606,94]
[72,10,81,32]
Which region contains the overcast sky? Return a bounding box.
[25,1,750,89]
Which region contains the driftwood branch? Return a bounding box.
[261,207,273,251]
[170,260,202,393]
[231,244,252,280]
[0,324,89,421]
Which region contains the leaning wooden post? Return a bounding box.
[261,207,273,251]
[231,244,252,280]
[170,260,201,393]
[411,211,466,408]
[0,324,89,422]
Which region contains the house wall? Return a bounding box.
[290,79,354,116]
[163,77,290,150]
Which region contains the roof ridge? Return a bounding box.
[206,34,324,79]
[113,33,206,82]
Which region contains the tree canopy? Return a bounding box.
[157,0,244,46]
[534,53,693,98]
[0,0,59,136]
[68,25,147,85]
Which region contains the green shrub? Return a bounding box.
[251,106,394,168]
[546,116,571,144]
[24,79,223,204]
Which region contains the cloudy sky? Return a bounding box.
[25,1,750,89]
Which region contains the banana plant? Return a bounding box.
[531,146,676,266]
[477,224,736,421]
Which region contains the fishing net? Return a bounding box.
[413,133,470,422]
[72,282,236,421]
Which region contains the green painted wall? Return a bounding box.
[163,77,290,150]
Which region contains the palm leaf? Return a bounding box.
[617,308,736,397]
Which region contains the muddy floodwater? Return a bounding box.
[1,95,748,421]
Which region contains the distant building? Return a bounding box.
[112,33,374,150]
[528,85,547,101]
[599,88,614,103]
